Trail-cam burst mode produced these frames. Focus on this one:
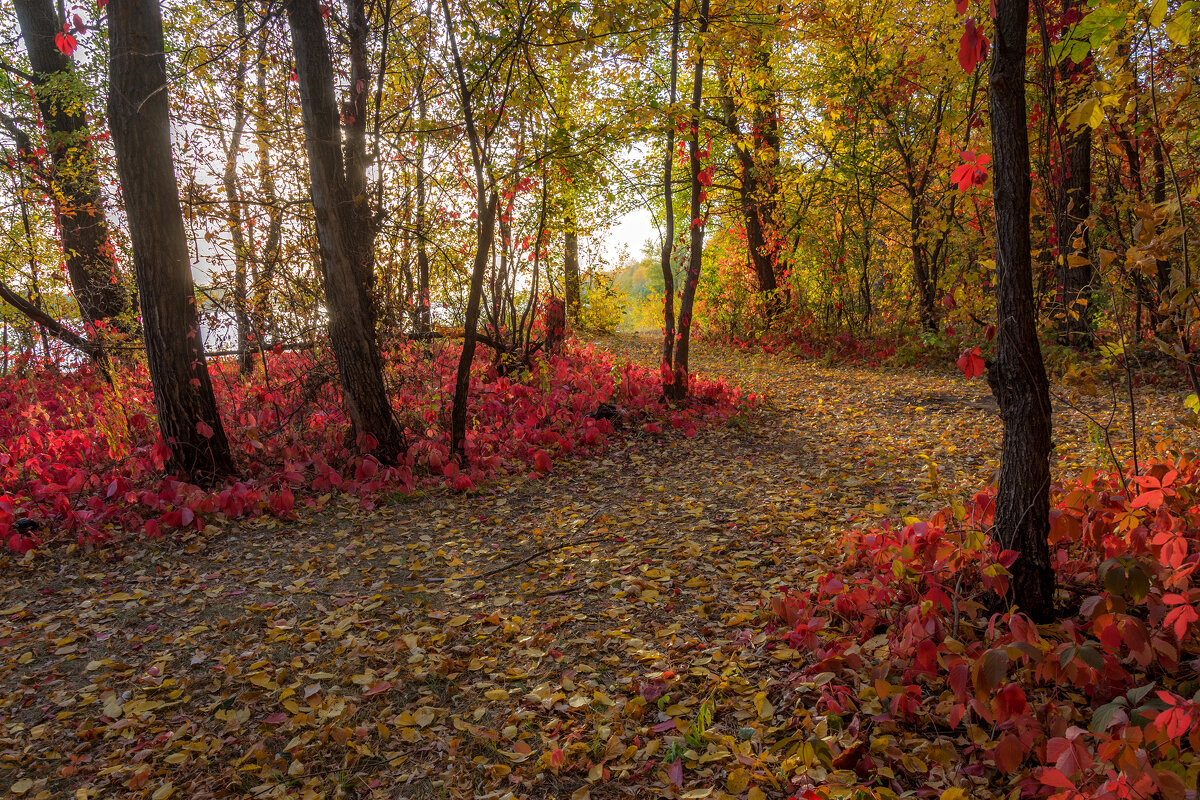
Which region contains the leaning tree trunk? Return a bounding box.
[286,0,405,465]
[440,0,514,458]
[669,0,711,401]
[107,0,234,482]
[988,0,1055,620]
[15,0,134,344]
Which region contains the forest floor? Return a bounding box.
[0,333,1188,800]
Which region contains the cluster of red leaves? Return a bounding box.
[771,460,1200,799]
[0,342,750,552]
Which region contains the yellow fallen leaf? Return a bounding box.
[9,779,32,796]
[681,789,713,799]
[941,790,967,800]
[448,615,470,627]
[727,768,750,794]
[151,783,175,800]
[484,688,509,701]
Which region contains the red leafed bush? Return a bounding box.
[0,341,751,551]
[770,460,1200,799]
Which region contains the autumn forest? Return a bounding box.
[0,0,1198,796]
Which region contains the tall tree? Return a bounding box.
[221,0,254,373]
[988,0,1055,618]
[286,0,406,464]
[659,0,682,384]
[107,0,235,481]
[14,0,134,344]
[440,0,504,457]
[668,0,711,400]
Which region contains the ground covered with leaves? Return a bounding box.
[0,334,1194,800]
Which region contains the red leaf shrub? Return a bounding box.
[769,460,1200,798]
[0,341,751,550]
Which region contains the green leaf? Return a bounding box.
[1151,0,1168,27]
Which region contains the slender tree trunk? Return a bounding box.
[669,0,711,401]
[440,0,515,457]
[660,0,682,381]
[107,0,235,482]
[414,13,432,335]
[1152,138,1172,333]
[1056,121,1092,345]
[564,219,580,326]
[15,0,134,346]
[286,0,405,464]
[222,0,254,374]
[988,0,1055,619]
[252,24,282,341]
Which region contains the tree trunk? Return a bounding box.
[1055,121,1092,346]
[222,0,254,374]
[414,20,432,335]
[660,0,682,384]
[252,23,282,342]
[15,0,134,343]
[107,0,235,482]
[286,0,405,464]
[669,0,711,401]
[564,219,580,326]
[440,0,516,457]
[988,0,1055,620]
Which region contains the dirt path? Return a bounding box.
[0,335,1186,800]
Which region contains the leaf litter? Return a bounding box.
[0,333,1189,800]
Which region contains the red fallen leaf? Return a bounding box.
[640,680,667,702]
[956,0,969,11]
[196,420,214,438]
[363,680,392,697]
[56,31,78,56]
[652,719,677,733]
[263,712,288,724]
[548,748,565,768]
[956,346,985,378]
[533,449,552,473]
[984,323,996,341]
[667,757,683,787]
[97,0,108,8]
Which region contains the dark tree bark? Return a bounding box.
[988,0,1055,619]
[107,0,235,481]
[564,218,580,325]
[15,0,134,342]
[1054,24,1094,347]
[660,0,682,380]
[1055,121,1092,345]
[286,0,406,464]
[668,0,711,401]
[718,43,780,310]
[1152,138,1173,331]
